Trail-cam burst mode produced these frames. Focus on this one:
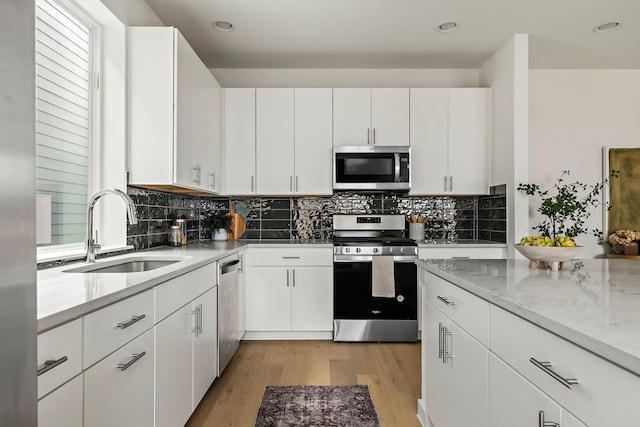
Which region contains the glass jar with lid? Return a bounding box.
[169,225,181,247]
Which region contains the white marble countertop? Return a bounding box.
[37,240,332,332]
[417,258,640,376]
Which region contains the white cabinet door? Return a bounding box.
[294,88,333,195]
[204,84,223,193]
[291,267,333,331]
[371,88,409,146]
[448,88,490,194]
[85,329,154,427]
[38,375,83,427]
[423,301,488,427]
[256,88,295,194]
[225,88,256,195]
[409,88,449,194]
[246,266,292,331]
[333,88,371,146]
[155,304,195,427]
[489,353,562,427]
[193,287,218,408]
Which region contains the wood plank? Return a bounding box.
[187,340,421,427]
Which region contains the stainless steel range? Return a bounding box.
[333,215,418,342]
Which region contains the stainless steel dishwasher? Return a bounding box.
[217,254,241,375]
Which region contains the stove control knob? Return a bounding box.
[356,248,361,253]
[345,248,350,253]
[400,247,405,253]
[373,248,379,254]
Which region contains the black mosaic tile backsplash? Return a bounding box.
[127,186,508,250]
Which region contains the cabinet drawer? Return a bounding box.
[85,328,154,427]
[155,263,216,322]
[37,318,82,398]
[38,374,83,427]
[84,290,154,368]
[250,247,332,266]
[424,272,489,346]
[418,247,506,260]
[490,305,640,427]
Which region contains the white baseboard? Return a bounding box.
[242,331,333,340]
[417,399,433,427]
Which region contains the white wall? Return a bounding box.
[529,70,640,258]
[99,0,164,25]
[479,34,530,258]
[210,68,480,88]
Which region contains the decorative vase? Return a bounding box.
[612,242,639,255]
[213,228,228,241]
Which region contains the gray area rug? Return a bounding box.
[254,385,381,427]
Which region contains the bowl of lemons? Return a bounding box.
[515,236,583,271]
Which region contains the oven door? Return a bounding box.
[333,255,417,320]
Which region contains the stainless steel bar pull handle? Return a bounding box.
[117,351,146,371]
[116,314,146,329]
[449,176,453,192]
[190,306,200,337]
[210,172,215,189]
[295,176,299,192]
[292,269,296,287]
[372,128,376,145]
[193,165,199,184]
[198,303,203,334]
[443,176,448,191]
[290,176,293,192]
[438,323,444,359]
[251,176,254,192]
[37,356,68,376]
[367,128,371,145]
[286,269,290,287]
[538,411,560,427]
[282,256,300,259]
[530,357,578,389]
[437,296,455,306]
[442,326,453,364]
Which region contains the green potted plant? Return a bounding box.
[516,170,617,268]
[207,212,232,241]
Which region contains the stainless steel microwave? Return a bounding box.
[333,146,411,191]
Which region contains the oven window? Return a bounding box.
[336,154,395,182]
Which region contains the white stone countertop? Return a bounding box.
[37,240,333,333]
[418,239,507,247]
[417,258,640,376]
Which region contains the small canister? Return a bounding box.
[175,218,187,245]
[168,225,181,247]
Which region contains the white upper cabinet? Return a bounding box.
[256,88,295,194]
[410,88,490,195]
[224,88,256,195]
[225,88,332,195]
[333,88,409,146]
[294,88,333,195]
[129,27,221,194]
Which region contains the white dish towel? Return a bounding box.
[372,256,395,298]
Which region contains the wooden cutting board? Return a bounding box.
[226,202,246,240]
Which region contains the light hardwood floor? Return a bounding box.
[186,340,422,427]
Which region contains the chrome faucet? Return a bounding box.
[85,188,138,263]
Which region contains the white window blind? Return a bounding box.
[36,0,92,246]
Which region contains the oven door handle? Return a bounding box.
[333,255,417,263]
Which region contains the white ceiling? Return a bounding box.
[144,0,640,69]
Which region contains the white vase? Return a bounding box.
[213,228,228,241]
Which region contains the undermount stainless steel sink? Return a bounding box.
[64,257,186,274]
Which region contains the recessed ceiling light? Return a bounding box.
[437,22,459,33]
[595,21,621,33]
[213,20,234,32]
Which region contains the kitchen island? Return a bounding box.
[417,258,640,427]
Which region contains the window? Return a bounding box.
[35,0,98,248]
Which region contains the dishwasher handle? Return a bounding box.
[220,259,240,275]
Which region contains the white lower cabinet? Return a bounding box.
[38,374,83,427]
[246,247,333,333]
[155,286,218,427]
[489,353,562,427]
[422,297,488,427]
[247,265,332,331]
[84,329,155,427]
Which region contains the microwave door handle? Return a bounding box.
[394,152,401,182]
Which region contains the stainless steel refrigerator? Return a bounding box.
[1,0,37,425]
